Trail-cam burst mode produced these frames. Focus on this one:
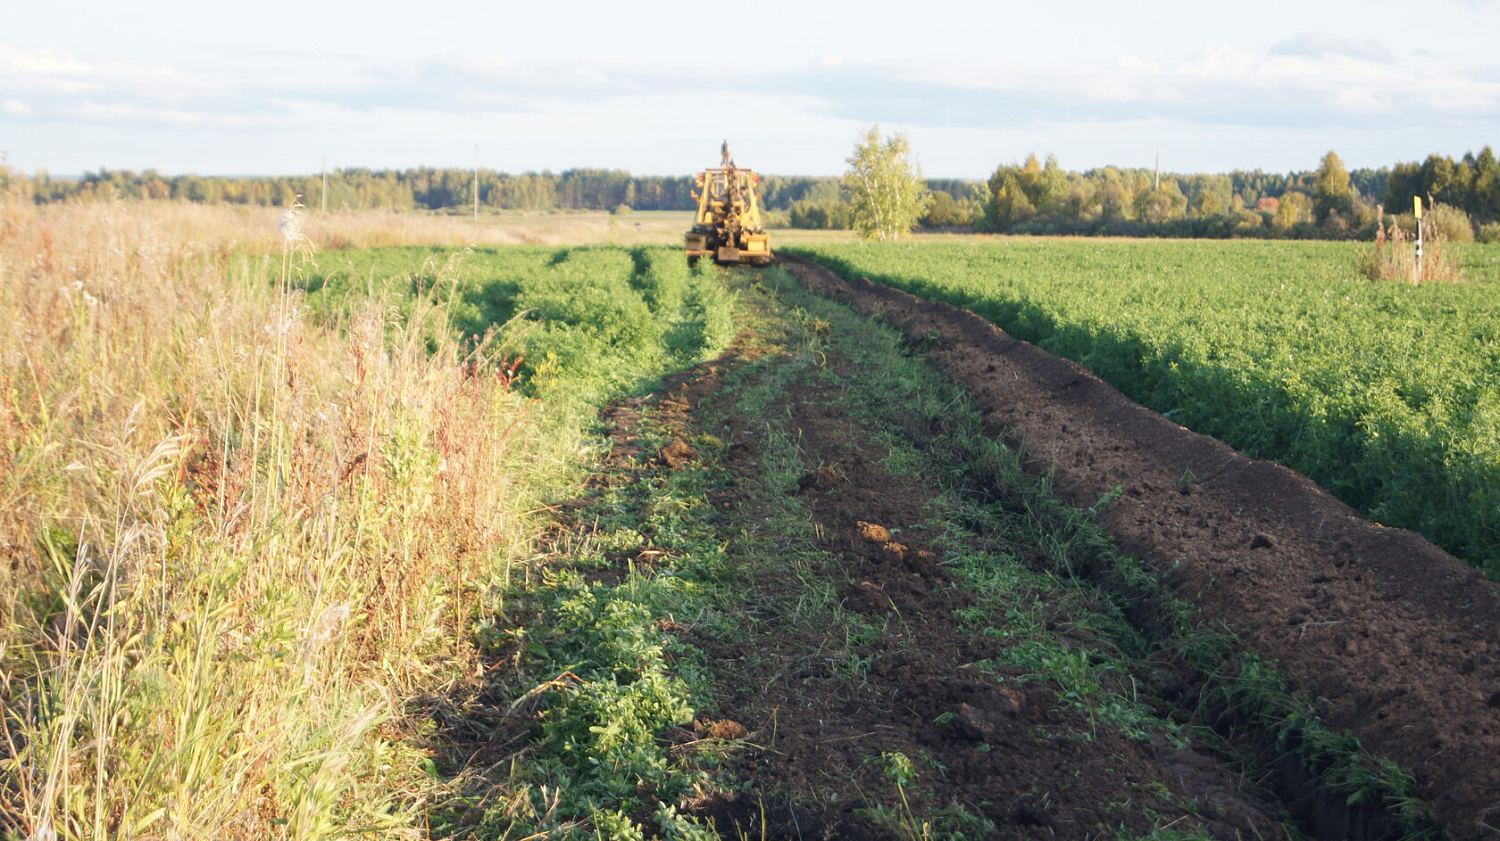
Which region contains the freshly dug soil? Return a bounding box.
[783,254,1500,839]
[627,324,1288,838]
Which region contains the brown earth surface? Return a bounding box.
[613,332,1290,838]
[781,254,1500,839]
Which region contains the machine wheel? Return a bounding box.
[687,255,700,268]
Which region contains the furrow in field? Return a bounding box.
[783,254,1500,839]
[612,274,1291,839]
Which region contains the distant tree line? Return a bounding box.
[973,148,1500,241]
[7,147,1499,242]
[7,165,870,216]
[15,167,698,212]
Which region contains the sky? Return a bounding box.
[2,0,1497,178]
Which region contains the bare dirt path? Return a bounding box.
[782,254,1500,839]
[623,302,1289,839]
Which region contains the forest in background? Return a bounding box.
[3,147,1497,241]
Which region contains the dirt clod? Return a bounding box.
[699,719,749,740]
[855,521,892,543]
[658,438,697,469]
[795,465,841,492]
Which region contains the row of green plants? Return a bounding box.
[437,260,1288,839]
[791,239,1500,574]
[708,281,1202,836]
[303,245,737,408]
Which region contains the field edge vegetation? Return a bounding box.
[0,202,736,840]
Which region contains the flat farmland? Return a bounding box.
[6,201,1500,841]
[793,239,1500,574]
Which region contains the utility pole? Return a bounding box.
[473,144,479,222]
[321,153,328,213]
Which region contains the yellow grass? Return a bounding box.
[0,200,857,251]
[0,200,579,839]
[300,207,859,250]
[309,208,699,248]
[1358,215,1465,284]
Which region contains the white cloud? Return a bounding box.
[3,24,1497,177]
[1270,32,1395,63]
[0,45,172,78]
[67,102,212,127]
[900,43,1500,134]
[0,45,93,74]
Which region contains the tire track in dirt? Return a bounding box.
[639,303,1288,838]
[782,254,1500,839]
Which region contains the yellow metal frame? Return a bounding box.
[685,150,772,263]
[693,168,764,230]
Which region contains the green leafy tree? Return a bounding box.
[1473,146,1500,218]
[1272,191,1311,231]
[1312,150,1354,224]
[1135,181,1188,224]
[1098,180,1129,223]
[843,125,931,241]
[921,191,962,226]
[985,168,1037,230]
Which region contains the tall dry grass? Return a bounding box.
[304,208,697,249]
[0,200,573,839]
[1359,205,1465,283]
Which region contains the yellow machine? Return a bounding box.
[685,141,773,266]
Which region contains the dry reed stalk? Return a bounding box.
[1360,204,1464,283]
[0,199,572,840]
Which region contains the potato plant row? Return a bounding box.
[793,240,1500,574]
[304,244,738,408]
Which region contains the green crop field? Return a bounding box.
[791,240,1500,574]
[8,199,1499,841]
[301,244,738,408]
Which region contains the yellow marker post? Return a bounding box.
[1414,196,1425,282]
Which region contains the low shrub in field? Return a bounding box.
[1477,221,1500,244]
[1428,202,1475,243]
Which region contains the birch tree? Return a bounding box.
[843,125,931,241]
